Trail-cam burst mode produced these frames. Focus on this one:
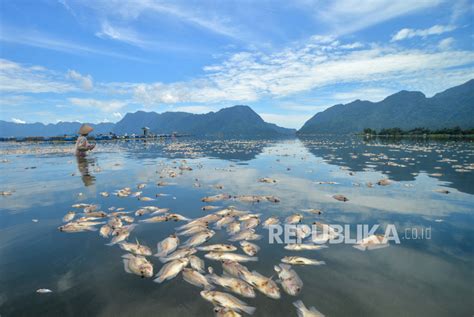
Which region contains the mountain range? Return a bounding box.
[0,105,295,138]
[1,80,472,137]
[298,79,474,134]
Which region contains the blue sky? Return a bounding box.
[0,0,473,128]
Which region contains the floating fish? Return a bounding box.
[155,234,180,258]
[205,252,257,263]
[202,194,231,202]
[200,291,256,315]
[119,240,152,256]
[154,258,189,283]
[353,234,389,251]
[284,244,328,251]
[159,247,196,263]
[281,256,325,266]
[274,264,303,296]
[36,288,53,294]
[189,255,205,272]
[293,300,325,317]
[333,194,349,202]
[63,211,75,222]
[285,213,303,224]
[238,270,280,299]
[122,253,153,278]
[208,268,255,298]
[197,244,237,252]
[182,268,213,289]
[240,241,260,256]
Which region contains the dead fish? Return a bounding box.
[178,225,209,236]
[222,260,250,278]
[122,253,153,278]
[285,213,303,224]
[154,258,189,283]
[202,194,231,202]
[235,195,261,203]
[240,241,260,256]
[137,183,146,189]
[108,225,136,245]
[182,268,213,289]
[99,224,112,238]
[434,189,450,194]
[197,244,237,252]
[100,192,109,197]
[139,215,168,223]
[36,288,53,294]
[202,205,219,211]
[332,194,349,202]
[150,208,170,216]
[241,217,260,230]
[265,195,280,203]
[205,252,257,263]
[120,215,135,223]
[119,240,152,256]
[189,255,205,272]
[182,230,215,248]
[108,217,123,229]
[166,213,190,222]
[284,244,328,251]
[229,229,261,242]
[138,196,154,201]
[293,300,325,317]
[262,216,279,228]
[238,270,280,299]
[215,216,235,229]
[71,203,90,208]
[226,222,241,235]
[85,211,108,218]
[200,291,256,315]
[301,209,322,215]
[281,256,325,266]
[353,234,389,251]
[58,223,98,233]
[213,306,242,317]
[155,234,180,258]
[208,268,255,298]
[274,264,303,296]
[63,211,75,222]
[83,205,99,213]
[258,177,277,183]
[159,248,196,263]
[377,179,391,186]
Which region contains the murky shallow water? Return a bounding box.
[1,137,473,317]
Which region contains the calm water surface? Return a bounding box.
[1,137,473,317]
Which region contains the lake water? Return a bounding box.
[1,137,473,317]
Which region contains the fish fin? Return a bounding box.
[309,306,325,316]
[122,259,132,274]
[279,263,292,271]
[240,305,256,315]
[248,256,258,262]
[293,300,307,317]
[106,241,116,246]
[158,257,169,263]
[153,276,165,283]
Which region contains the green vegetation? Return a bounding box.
[360,126,474,138]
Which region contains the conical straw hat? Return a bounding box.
[78,124,93,135]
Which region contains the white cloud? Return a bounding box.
[112,112,123,119]
[259,113,313,129]
[124,38,474,106]
[0,59,74,93]
[67,70,93,90]
[173,106,215,113]
[438,37,455,50]
[315,0,445,35]
[68,98,127,113]
[332,88,395,103]
[391,24,456,41]
[11,118,26,124]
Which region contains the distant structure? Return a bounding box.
[142,127,150,137]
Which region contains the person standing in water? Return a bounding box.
[75,124,96,156]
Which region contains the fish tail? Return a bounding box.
[153,276,165,283]
[248,256,258,261]
[240,305,256,315]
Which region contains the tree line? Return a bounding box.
[361,127,474,136]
